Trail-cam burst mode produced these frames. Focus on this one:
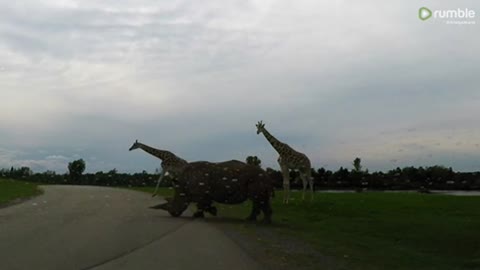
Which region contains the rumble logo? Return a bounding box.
[419,7,476,24]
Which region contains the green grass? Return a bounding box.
[0,178,43,206]
[136,187,480,270]
[223,192,480,270]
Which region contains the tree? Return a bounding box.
[352,157,362,172]
[246,156,262,168]
[332,167,350,184]
[68,159,86,182]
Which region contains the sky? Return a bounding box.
[0,0,479,173]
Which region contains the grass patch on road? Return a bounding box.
[135,187,480,270]
[0,178,43,206]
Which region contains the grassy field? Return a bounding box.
[0,178,43,206]
[135,187,480,270]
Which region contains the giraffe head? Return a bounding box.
[256,121,265,134]
[129,140,141,151]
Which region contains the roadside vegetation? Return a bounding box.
[0,178,42,206]
[3,157,480,191]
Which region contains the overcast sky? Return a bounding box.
[0,0,479,173]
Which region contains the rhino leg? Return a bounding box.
[193,201,210,218]
[246,197,272,224]
[192,208,217,218]
[194,200,217,218]
[246,201,261,222]
[193,210,205,218]
[206,205,217,216]
[261,200,273,224]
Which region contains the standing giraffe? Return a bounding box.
[256,121,313,204]
[129,140,188,197]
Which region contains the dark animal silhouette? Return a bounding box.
[152,160,274,223]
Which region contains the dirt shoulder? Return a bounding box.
[211,218,343,270]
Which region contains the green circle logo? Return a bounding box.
[419,7,433,21]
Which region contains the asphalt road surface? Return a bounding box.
[0,186,261,270]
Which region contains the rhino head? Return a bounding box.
[150,197,189,217]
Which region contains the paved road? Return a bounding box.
[0,186,261,270]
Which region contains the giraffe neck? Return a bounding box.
[138,143,171,160]
[261,128,287,155]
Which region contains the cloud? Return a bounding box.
[0,0,479,172]
[45,155,70,160]
[0,148,67,172]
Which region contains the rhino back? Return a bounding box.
[209,162,250,204]
[176,160,273,204]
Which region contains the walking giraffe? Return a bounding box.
[129,140,188,197]
[256,121,313,204]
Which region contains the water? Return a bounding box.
[431,190,480,196]
[315,190,480,196]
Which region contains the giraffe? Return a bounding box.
[129,140,188,197]
[255,121,313,204]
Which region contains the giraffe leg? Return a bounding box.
[309,171,314,201]
[152,170,166,197]
[300,172,307,201]
[284,177,291,204]
[303,168,314,201]
[281,165,290,204]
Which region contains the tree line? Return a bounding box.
[1,157,480,190]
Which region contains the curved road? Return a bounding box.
[0,186,261,270]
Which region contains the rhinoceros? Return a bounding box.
[151,160,274,223]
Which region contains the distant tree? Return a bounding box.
[426,165,451,184]
[68,159,86,182]
[332,167,350,186]
[5,166,33,178]
[313,168,327,187]
[19,167,33,177]
[352,157,362,172]
[246,156,262,168]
